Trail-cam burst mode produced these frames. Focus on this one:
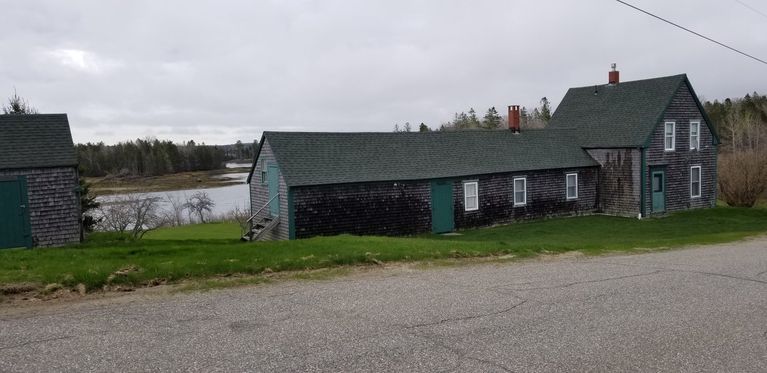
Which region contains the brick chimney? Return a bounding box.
[608,63,619,85]
[508,105,520,133]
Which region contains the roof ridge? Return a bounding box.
[264,128,576,135]
[567,73,686,90]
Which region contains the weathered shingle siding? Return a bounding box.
[453,167,599,229]
[586,148,641,216]
[0,167,80,247]
[644,82,718,214]
[291,167,598,239]
[293,180,431,238]
[249,140,289,240]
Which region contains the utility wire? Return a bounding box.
[615,0,767,66]
[734,0,767,20]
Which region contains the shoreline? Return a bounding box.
[87,167,250,196]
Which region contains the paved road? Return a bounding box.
[2,238,767,372]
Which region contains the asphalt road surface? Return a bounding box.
[2,238,767,372]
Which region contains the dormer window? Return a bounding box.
[664,121,676,151]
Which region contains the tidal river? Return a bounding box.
[96,163,252,220]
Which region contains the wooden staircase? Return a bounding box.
[241,193,280,241]
[241,215,280,241]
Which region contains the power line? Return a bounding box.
[615,0,767,66]
[734,0,767,20]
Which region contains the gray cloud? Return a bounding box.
[1,0,765,144]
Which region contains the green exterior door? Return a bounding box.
[0,177,31,249]
[267,164,280,217]
[431,180,454,233]
[651,170,666,213]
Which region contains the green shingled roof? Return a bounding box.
[548,74,688,147]
[0,114,77,170]
[251,129,599,186]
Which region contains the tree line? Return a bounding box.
[704,93,767,207]
[395,97,552,132]
[77,139,256,177]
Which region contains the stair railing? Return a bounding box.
[246,193,281,224]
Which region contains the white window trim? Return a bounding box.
[463,181,479,211]
[513,177,527,206]
[664,121,676,151]
[690,120,700,150]
[691,166,702,198]
[260,159,267,184]
[566,173,578,200]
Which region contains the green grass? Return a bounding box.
[1,207,767,294]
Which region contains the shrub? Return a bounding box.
[718,150,767,207]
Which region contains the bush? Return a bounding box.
[718,150,767,207]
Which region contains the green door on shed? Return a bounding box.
[431,180,454,233]
[267,164,280,217]
[651,170,666,213]
[0,177,31,249]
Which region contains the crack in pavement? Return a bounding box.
[405,300,528,329]
[600,260,767,285]
[0,335,74,351]
[672,269,767,285]
[498,270,666,292]
[410,329,515,373]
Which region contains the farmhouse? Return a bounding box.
[0,114,81,248]
[245,70,719,241]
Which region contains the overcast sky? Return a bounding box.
[1,0,765,145]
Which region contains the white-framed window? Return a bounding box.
[260,159,267,184]
[691,166,701,198]
[463,181,478,211]
[566,173,578,199]
[690,120,700,150]
[513,177,527,206]
[664,121,676,151]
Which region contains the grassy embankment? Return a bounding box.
[86,167,250,196]
[1,207,767,295]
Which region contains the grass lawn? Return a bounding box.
[1,207,767,293]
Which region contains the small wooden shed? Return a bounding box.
[0,114,81,248]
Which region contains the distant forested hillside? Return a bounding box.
[77,139,257,177]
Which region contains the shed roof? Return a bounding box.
[249,129,599,186]
[548,74,689,147]
[0,114,78,170]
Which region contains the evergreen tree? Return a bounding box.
[453,112,470,129]
[79,171,100,239]
[467,108,481,128]
[539,97,552,122]
[234,140,244,159]
[419,123,430,132]
[481,107,502,129]
[2,89,38,114]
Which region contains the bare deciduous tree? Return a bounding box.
[164,193,186,226]
[97,199,133,234]
[96,193,166,238]
[224,205,251,237]
[184,191,215,223]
